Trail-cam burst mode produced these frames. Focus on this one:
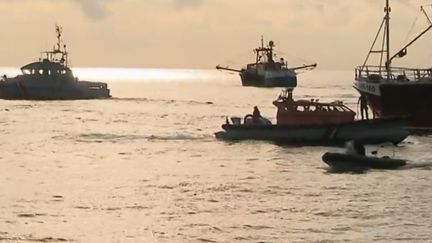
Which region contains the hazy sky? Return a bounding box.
[0,0,432,69]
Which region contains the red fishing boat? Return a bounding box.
[354,0,432,131]
[215,89,408,145]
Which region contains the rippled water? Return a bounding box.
[1,69,431,242]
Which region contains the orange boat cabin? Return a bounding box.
[273,91,355,125]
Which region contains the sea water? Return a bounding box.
[0,68,431,242]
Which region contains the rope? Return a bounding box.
[356,97,360,120]
[221,49,254,67]
[276,49,315,66]
[402,5,432,46]
[403,11,420,45]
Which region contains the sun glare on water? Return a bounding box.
[0,67,231,83]
[73,68,227,83]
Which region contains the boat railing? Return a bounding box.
[355,65,432,82]
[86,82,108,89]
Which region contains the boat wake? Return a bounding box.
[54,132,213,143]
[112,97,214,106]
[324,166,368,174]
[147,134,213,142]
[402,161,432,170]
[324,161,432,174]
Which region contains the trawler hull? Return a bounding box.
[354,80,432,130]
[240,71,297,88]
[215,118,409,145]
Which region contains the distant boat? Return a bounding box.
[354,0,432,131]
[215,89,409,145]
[216,36,317,88]
[0,25,111,100]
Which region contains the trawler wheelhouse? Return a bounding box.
[244,38,289,72]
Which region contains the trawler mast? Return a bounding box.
[360,0,432,77]
[385,0,391,79]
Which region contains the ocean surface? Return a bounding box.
[0,68,431,243]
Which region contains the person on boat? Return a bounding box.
[246,106,271,125]
[267,52,274,64]
[253,106,261,118]
[244,106,262,125]
[345,140,366,156]
[359,95,369,120]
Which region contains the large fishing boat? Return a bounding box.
[354,0,432,130]
[215,89,409,145]
[0,25,110,100]
[216,37,316,88]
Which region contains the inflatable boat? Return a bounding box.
[322,152,407,171]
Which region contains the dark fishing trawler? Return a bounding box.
[215,89,409,145]
[0,25,110,100]
[354,0,432,130]
[216,37,317,88]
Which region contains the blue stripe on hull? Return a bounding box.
[240,74,297,88]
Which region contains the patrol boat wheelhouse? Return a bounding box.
[216,37,317,88]
[0,25,110,100]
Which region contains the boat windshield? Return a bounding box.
[21,66,70,76]
[246,63,257,69]
[294,104,351,112]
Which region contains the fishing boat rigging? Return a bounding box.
[354,0,432,131]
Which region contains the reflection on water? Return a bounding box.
[0,67,231,83]
[74,68,231,83]
[0,68,431,242]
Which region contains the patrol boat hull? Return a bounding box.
[0,80,110,100]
